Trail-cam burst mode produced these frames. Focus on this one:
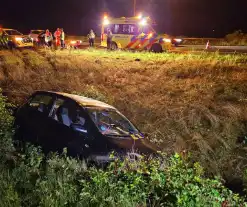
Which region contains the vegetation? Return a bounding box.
[1,49,247,204]
[181,31,247,46]
[0,90,246,206]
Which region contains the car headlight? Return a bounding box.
[174,38,182,42]
[15,37,22,41]
[163,38,171,43]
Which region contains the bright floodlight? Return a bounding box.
[139,19,147,26]
[103,19,110,25]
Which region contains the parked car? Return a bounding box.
[1,28,33,49]
[14,91,159,163]
[66,40,83,49]
[29,30,44,43]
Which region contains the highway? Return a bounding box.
[172,45,247,54]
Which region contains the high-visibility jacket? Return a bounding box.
[88,31,95,39]
[60,32,65,40]
[54,31,61,39]
[45,32,53,42]
[0,35,8,48]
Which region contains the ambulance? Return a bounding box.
[100,14,174,52]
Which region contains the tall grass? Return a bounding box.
[0,49,247,183]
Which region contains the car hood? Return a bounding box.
[10,34,30,38]
[105,134,160,154]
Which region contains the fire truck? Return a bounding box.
[100,14,181,52]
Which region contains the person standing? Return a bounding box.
[87,29,95,47]
[60,28,65,49]
[54,28,61,48]
[45,29,53,47]
[107,28,113,50]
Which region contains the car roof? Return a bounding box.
[35,91,116,109]
[3,28,15,30]
[31,30,44,32]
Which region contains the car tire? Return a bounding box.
[7,41,16,50]
[111,42,118,51]
[150,43,163,53]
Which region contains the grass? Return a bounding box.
[1,48,247,186]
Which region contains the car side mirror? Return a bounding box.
[71,123,88,134]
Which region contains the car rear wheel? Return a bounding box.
[7,41,16,50]
[150,43,163,53]
[111,42,118,51]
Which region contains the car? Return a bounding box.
[14,91,159,163]
[1,28,33,48]
[171,37,183,47]
[67,40,83,49]
[29,30,45,42]
[36,31,46,46]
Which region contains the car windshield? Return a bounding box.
[86,107,139,136]
[5,29,23,35]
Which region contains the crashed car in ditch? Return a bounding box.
[13,91,159,163]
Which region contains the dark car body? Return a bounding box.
[14,91,159,162]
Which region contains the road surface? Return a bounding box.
[172,45,247,54]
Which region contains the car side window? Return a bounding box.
[28,94,53,114]
[51,99,87,128]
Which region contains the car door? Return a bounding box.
[20,93,54,147]
[44,97,91,157]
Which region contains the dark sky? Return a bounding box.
[0,0,246,37]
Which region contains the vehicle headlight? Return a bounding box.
[139,19,147,26]
[15,37,22,41]
[174,38,182,42]
[163,38,171,43]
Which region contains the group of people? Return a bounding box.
[44,28,96,49]
[44,28,65,48]
[87,28,113,50]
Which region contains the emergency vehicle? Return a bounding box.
[101,14,177,52]
[0,28,33,49]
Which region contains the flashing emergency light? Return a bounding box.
[148,33,153,38]
[15,37,22,41]
[137,13,143,19]
[139,19,147,26]
[163,38,171,43]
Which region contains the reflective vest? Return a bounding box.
[0,35,8,48]
[54,31,61,39]
[88,31,95,39]
[61,32,65,40]
[45,32,53,42]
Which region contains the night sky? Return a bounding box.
[0,0,246,37]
